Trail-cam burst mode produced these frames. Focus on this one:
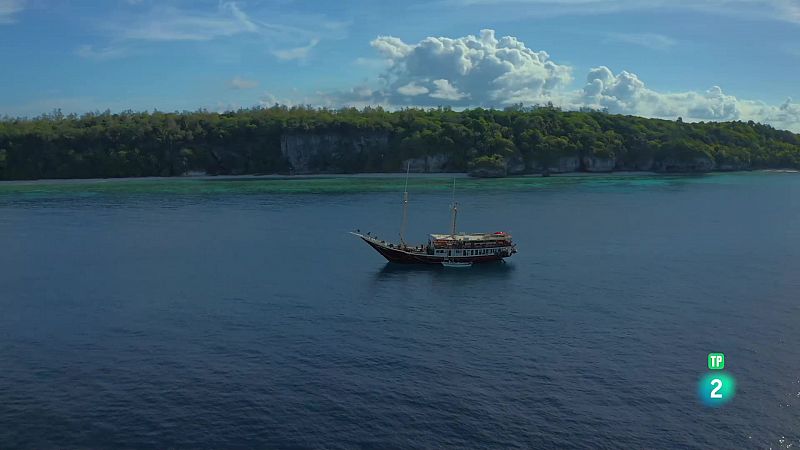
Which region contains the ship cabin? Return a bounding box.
[426,231,514,258]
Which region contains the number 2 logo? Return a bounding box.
[698,373,734,406]
[710,378,723,398]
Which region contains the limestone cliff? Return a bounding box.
[278,132,750,177]
[280,133,390,174]
[530,157,581,174]
[652,156,715,172]
[582,156,616,172]
[403,154,453,173]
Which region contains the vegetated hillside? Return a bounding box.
[1,104,799,180]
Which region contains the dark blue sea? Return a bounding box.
[1,172,799,449]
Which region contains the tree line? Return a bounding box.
[1,104,799,180]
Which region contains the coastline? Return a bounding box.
[0,169,796,187]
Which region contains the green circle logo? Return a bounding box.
[697,372,736,407]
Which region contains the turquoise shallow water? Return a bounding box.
[0,171,779,195]
[1,172,799,448]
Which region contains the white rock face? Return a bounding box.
[545,156,580,173]
[616,158,655,171]
[279,131,737,176]
[506,155,526,175]
[280,133,389,173]
[652,156,714,172]
[582,156,616,172]
[403,154,451,173]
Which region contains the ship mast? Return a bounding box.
[400,161,410,246]
[450,178,458,237]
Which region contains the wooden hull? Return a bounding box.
[358,235,511,264]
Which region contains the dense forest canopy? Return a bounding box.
[1,104,799,180]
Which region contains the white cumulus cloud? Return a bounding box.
[578,66,740,120]
[325,30,800,131]
[430,79,469,100]
[738,97,800,132]
[575,65,800,130]
[397,82,429,96]
[352,29,572,107]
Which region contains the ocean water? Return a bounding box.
[1,172,799,449]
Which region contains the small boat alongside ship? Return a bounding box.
[441,260,473,268]
[352,174,516,266]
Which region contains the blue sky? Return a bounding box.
[1,0,800,130]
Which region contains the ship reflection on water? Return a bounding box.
[374,260,515,280]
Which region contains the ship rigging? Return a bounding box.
[351,169,517,266]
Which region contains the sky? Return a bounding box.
[1,0,800,130]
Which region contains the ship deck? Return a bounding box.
[350,232,514,264]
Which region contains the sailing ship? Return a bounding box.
[351,170,517,266]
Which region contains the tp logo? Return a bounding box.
[699,353,735,407]
[708,353,725,370]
